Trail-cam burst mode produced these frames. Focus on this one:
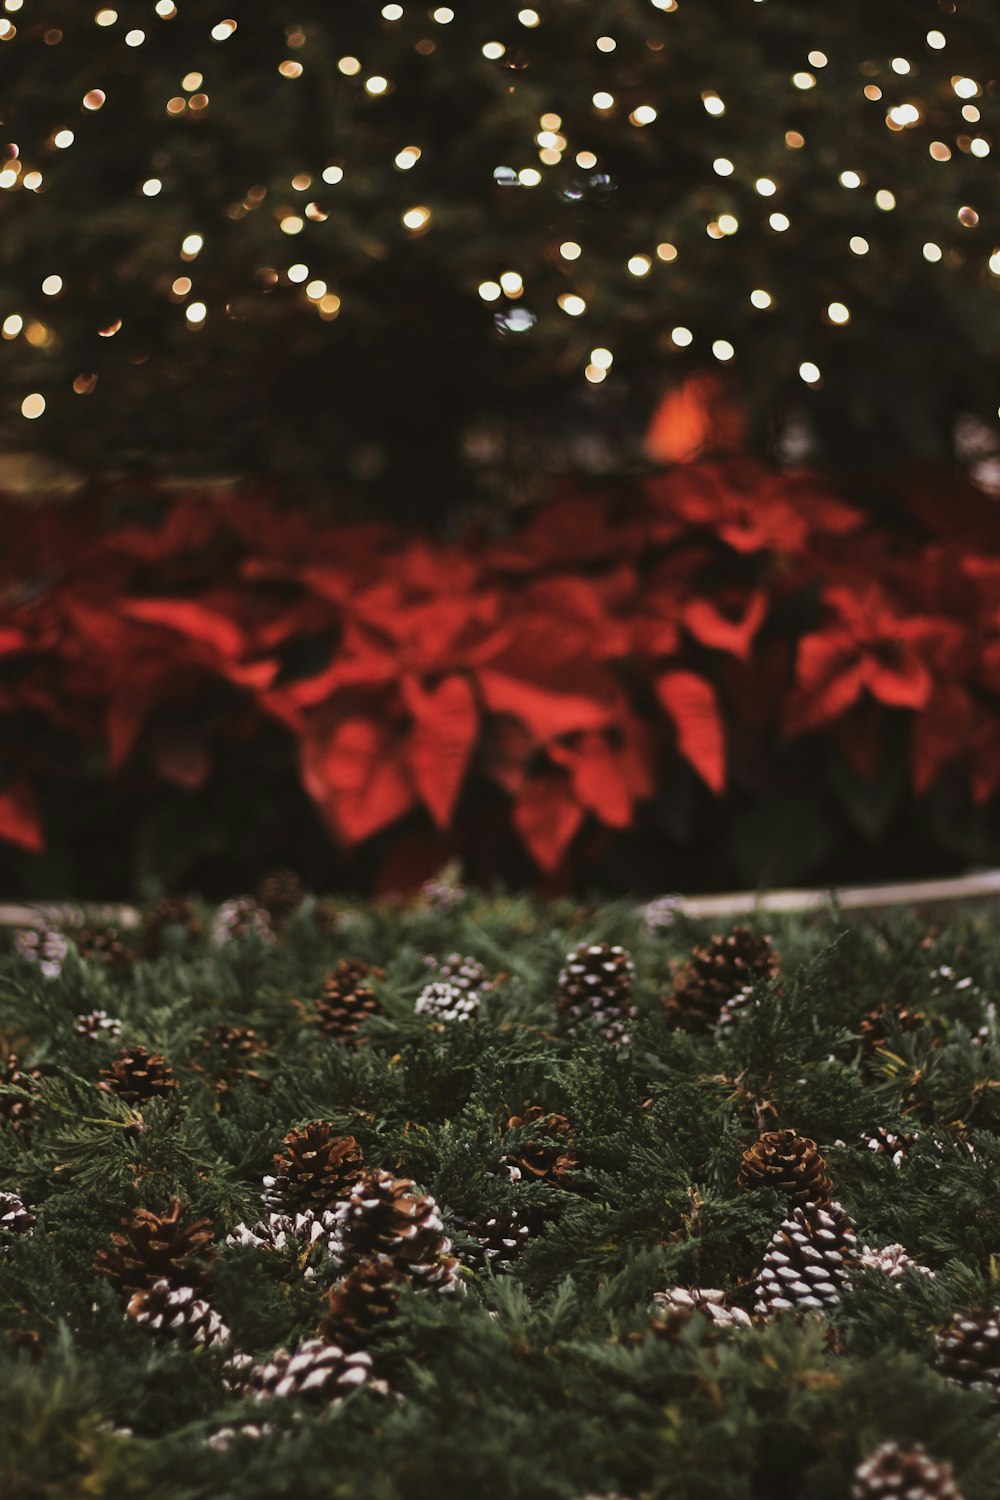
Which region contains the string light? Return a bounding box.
[382,4,403,18]
[394,148,419,171]
[171,276,192,297]
[478,280,501,302]
[656,243,677,262]
[95,8,117,25]
[712,339,734,361]
[21,393,45,419]
[141,178,162,196]
[518,168,541,187]
[792,71,816,90]
[630,106,657,126]
[958,206,979,228]
[718,214,739,235]
[670,326,693,347]
[929,141,951,161]
[808,51,828,67]
[124,29,145,47]
[287,264,309,283]
[799,361,821,384]
[840,170,862,188]
[280,216,304,235]
[590,347,613,369]
[926,30,946,49]
[305,279,327,300]
[185,301,207,324]
[971,139,990,159]
[182,72,202,90]
[499,271,524,296]
[627,254,652,276]
[827,301,850,324]
[750,288,772,308]
[769,212,790,232]
[713,157,734,176]
[559,241,582,260]
[584,363,606,384]
[337,57,361,76]
[952,77,979,99]
[558,293,586,315]
[211,21,237,42]
[402,205,431,230]
[365,76,389,95]
[575,151,597,169]
[82,90,106,110]
[890,57,910,75]
[923,242,943,262]
[518,9,540,26]
[850,236,870,255]
[2,314,22,337]
[53,130,74,149]
[875,189,895,210]
[181,233,204,259]
[596,36,616,52]
[431,7,454,22]
[482,42,505,60]
[322,165,345,184]
[41,275,62,296]
[754,177,776,196]
[988,250,1000,276]
[592,92,614,111]
[701,92,725,116]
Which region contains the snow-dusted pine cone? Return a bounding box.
[861,1127,913,1167]
[557,943,637,1045]
[664,928,779,1031]
[14,926,68,978]
[415,981,480,1024]
[127,1279,230,1347]
[857,1243,934,1280]
[138,896,203,958]
[641,895,682,934]
[504,1107,579,1185]
[0,1191,36,1238]
[457,1207,533,1273]
[97,1046,178,1105]
[243,1338,377,1403]
[333,1171,461,1294]
[226,1209,340,1275]
[256,868,305,924]
[210,898,274,947]
[74,1010,123,1043]
[754,1200,858,1317]
[0,1054,40,1137]
[316,960,383,1042]
[652,1287,752,1330]
[419,864,466,913]
[94,1198,216,1294]
[738,1130,833,1206]
[853,1441,963,1500]
[262,1123,365,1216]
[320,1258,404,1350]
[934,1309,1000,1400]
[425,953,498,993]
[929,964,981,1004]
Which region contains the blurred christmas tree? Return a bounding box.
[0,0,997,516]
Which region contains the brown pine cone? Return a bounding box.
[663,927,779,1031]
[455,1207,533,1273]
[737,1130,833,1206]
[859,1003,925,1057]
[0,1191,36,1237]
[754,1200,858,1317]
[94,1198,216,1295]
[333,1171,461,1293]
[198,1024,270,1098]
[316,960,383,1043]
[557,943,637,1045]
[127,1279,230,1347]
[242,1338,377,1403]
[138,897,203,958]
[504,1107,579,1185]
[935,1308,1000,1401]
[861,1126,913,1167]
[0,1054,41,1137]
[257,869,305,924]
[853,1442,963,1500]
[71,923,133,966]
[320,1259,404,1350]
[262,1123,365,1215]
[97,1046,178,1104]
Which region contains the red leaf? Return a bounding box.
[403,674,478,829]
[120,599,246,660]
[549,733,632,828]
[0,780,43,853]
[512,770,584,872]
[656,671,726,792]
[301,715,415,845]
[683,590,768,660]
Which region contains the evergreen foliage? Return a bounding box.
[4,893,1000,1497]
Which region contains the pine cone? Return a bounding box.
[94,1198,216,1294]
[853,1442,963,1500]
[262,1123,365,1215]
[198,1024,269,1098]
[127,1279,230,1347]
[415,981,480,1024]
[0,1191,36,1237]
[456,1207,533,1273]
[861,1127,913,1167]
[859,1003,924,1056]
[13,925,68,978]
[74,1010,123,1043]
[737,1130,833,1206]
[257,869,305,924]
[138,897,203,958]
[243,1338,376,1403]
[226,1209,339,1274]
[651,1287,752,1331]
[320,1259,404,1350]
[754,1201,858,1317]
[210,897,274,947]
[97,1045,178,1104]
[0,1054,40,1137]
[425,954,498,993]
[557,943,637,1045]
[504,1107,579,1185]
[857,1243,934,1280]
[71,923,133,966]
[333,1171,461,1294]
[663,928,778,1031]
[934,1309,1000,1400]
[316,960,383,1042]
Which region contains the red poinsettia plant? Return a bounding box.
[1,446,997,890]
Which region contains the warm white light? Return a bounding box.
[754,177,776,196]
[953,77,979,99]
[808,50,828,67]
[432,6,454,20]
[827,301,850,324]
[656,242,677,262]
[186,301,207,323]
[478,281,501,302]
[287,264,309,283]
[631,105,657,125]
[890,57,910,75]
[575,151,597,169]
[82,90,106,110]
[702,92,725,116]
[211,20,237,41]
[888,104,920,127]
[322,165,345,184]
[365,76,389,95]
[840,170,861,189]
[338,56,361,76]
[713,157,734,176]
[382,3,403,16]
[596,36,616,52]
[989,250,1000,276]
[875,189,896,211]
[41,275,62,296]
[125,28,144,46]
[750,288,772,309]
[850,236,870,255]
[155,1,176,14]
[2,314,22,336]
[718,214,739,235]
[923,242,943,262]
[590,346,613,369]
[95,8,117,24]
[482,42,505,59]
[53,129,75,149]
[769,212,790,232]
[671,325,693,347]
[712,339,734,361]
[142,178,162,196]
[181,233,203,258]
[402,205,431,229]
[799,361,821,384]
[627,255,652,276]
[971,138,991,158]
[592,91,614,110]
[792,72,816,90]
[558,293,587,315]
[559,241,581,261]
[500,271,524,295]
[585,364,606,384]
[280,216,304,235]
[305,279,327,300]
[927,30,946,49]
[21,392,45,419]
[518,8,540,25]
